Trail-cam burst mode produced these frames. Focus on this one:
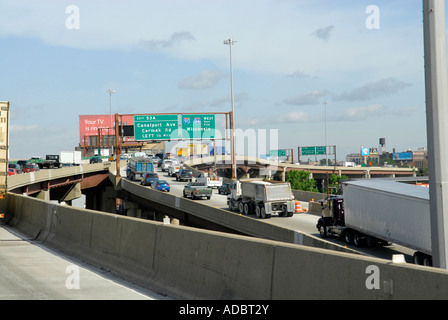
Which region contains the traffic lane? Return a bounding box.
[147,169,417,262]
[155,168,320,235]
[0,225,170,300]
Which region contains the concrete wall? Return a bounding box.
[2,193,448,299]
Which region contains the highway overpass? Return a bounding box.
[1,160,447,300]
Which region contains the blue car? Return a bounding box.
[155,180,170,192]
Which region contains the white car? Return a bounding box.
[161,159,177,172]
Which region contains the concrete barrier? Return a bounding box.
[2,193,448,299]
[119,176,359,255]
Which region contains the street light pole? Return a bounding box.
[323,100,328,166]
[224,38,237,179]
[107,89,115,154]
[423,0,448,269]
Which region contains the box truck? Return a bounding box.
[60,151,82,166]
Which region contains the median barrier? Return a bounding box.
[2,193,448,299]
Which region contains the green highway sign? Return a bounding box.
[316,146,327,155]
[270,149,286,157]
[301,146,327,155]
[181,114,215,139]
[133,114,178,141]
[301,147,316,155]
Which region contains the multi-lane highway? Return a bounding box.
[132,164,416,263]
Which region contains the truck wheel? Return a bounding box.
[255,206,261,218]
[353,232,364,247]
[344,230,353,245]
[238,202,244,214]
[243,203,250,215]
[260,207,266,219]
[414,253,432,266]
[280,204,288,217]
[318,223,327,238]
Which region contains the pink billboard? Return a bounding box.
[79,114,135,144]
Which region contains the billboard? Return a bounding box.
[393,152,413,161]
[361,147,370,156]
[79,115,135,144]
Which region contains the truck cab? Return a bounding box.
[317,196,345,238]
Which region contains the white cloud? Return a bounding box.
[178,70,225,89]
[337,104,387,121]
[334,78,411,102]
[284,90,330,106]
[140,32,195,51]
[277,111,309,123]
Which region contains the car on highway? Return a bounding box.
[22,164,37,173]
[90,156,103,164]
[161,159,177,172]
[218,183,232,195]
[155,180,170,192]
[152,156,163,167]
[183,182,212,200]
[141,172,159,187]
[176,169,193,182]
[8,163,22,174]
[8,168,17,176]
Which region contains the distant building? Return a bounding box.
[345,147,428,169]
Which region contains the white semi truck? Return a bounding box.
[227,180,295,219]
[316,179,432,266]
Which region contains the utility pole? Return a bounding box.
[224,38,237,179]
[423,0,448,269]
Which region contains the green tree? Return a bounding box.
[329,174,348,195]
[286,170,318,192]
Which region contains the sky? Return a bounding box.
[0,0,434,160]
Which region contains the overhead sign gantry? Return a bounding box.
[113,111,235,178]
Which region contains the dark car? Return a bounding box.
[218,183,232,195]
[90,156,103,164]
[141,172,159,187]
[176,169,193,182]
[16,160,29,169]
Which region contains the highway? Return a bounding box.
[134,164,416,263]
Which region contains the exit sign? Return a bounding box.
[133,114,178,141]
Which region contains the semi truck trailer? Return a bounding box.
[316,179,432,266]
[227,180,295,219]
